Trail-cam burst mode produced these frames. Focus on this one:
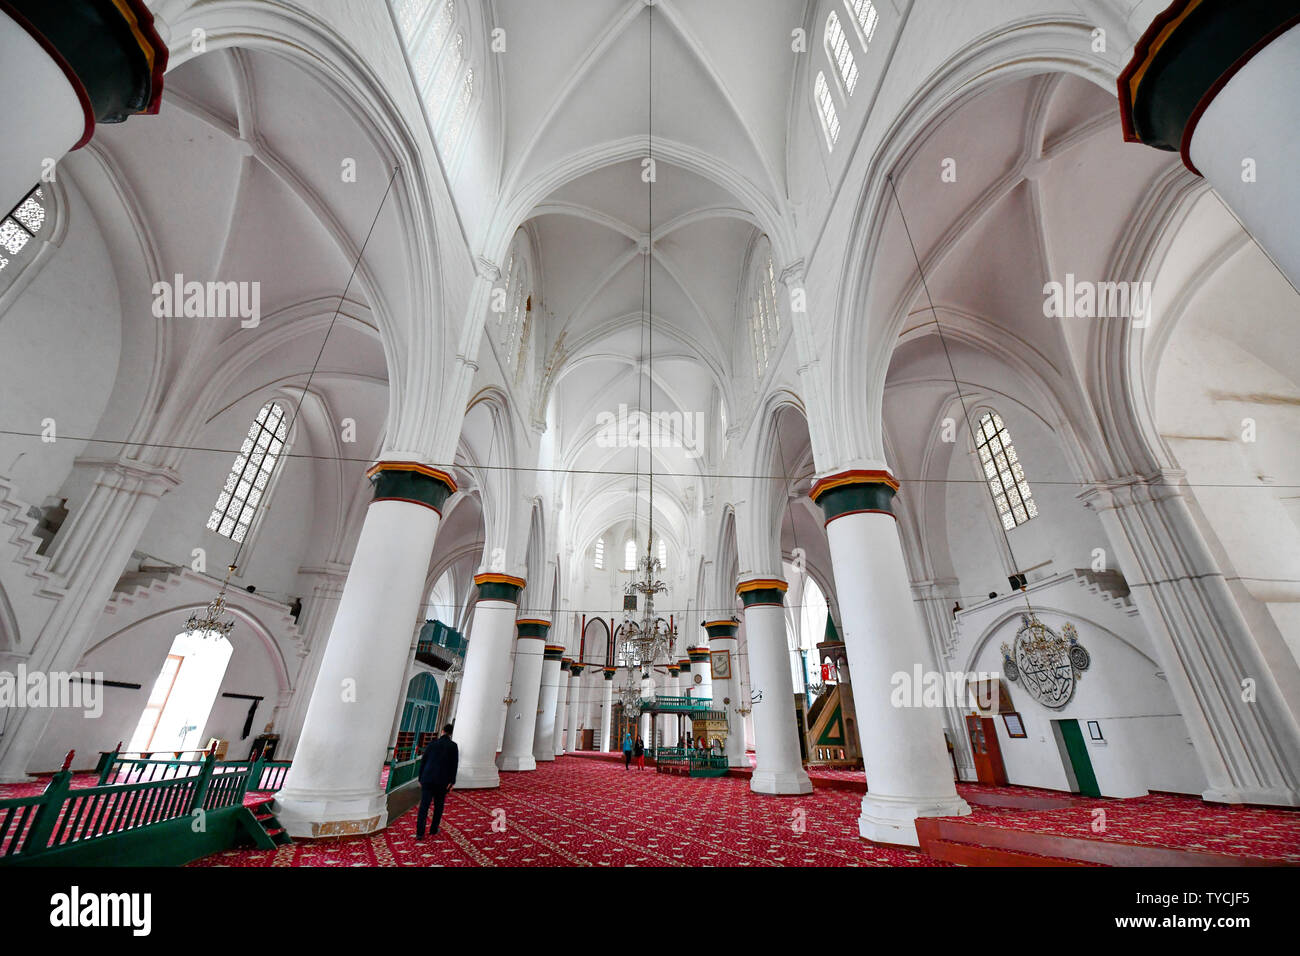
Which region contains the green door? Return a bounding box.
[1058,719,1100,797]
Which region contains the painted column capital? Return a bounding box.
[810,469,899,525]
[602,665,617,680]
[516,619,551,640]
[367,461,456,514]
[1117,0,1300,174]
[6,0,168,148]
[687,647,710,663]
[677,657,692,672]
[737,577,787,608]
[543,644,567,661]
[569,662,585,676]
[703,620,738,641]
[473,572,526,604]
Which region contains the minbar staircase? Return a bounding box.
[240,801,291,850]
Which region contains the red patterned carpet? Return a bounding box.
[191,757,946,867]
[9,758,1297,866]
[952,792,1300,863]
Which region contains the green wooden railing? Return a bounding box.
[386,751,421,793]
[646,696,716,713]
[0,747,302,866]
[0,748,284,865]
[97,749,291,793]
[654,746,729,775]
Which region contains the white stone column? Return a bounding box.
[0,6,166,212]
[1081,472,1300,804]
[688,648,712,704]
[552,660,571,755]
[275,464,454,835]
[279,564,349,757]
[0,459,178,782]
[661,666,680,747]
[445,573,526,789]
[599,668,615,751]
[739,579,812,795]
[813,470,970,846]
[498,619,549,772]
[532,644,564,762]
[566,664,584,750]
[1121,9,1300,289]
[704,622,750,768]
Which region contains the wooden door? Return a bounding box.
[1058,719,1101,797]
[965,715,1009,786]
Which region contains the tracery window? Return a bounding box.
[430,32,464,116]
[657,539,667,570]
[409,0,455,90]
[207,402,288,542]
[847,0,880,49]
[594,537,605,570]
[975,411,1038,530]
[813,72,840,149]
[443,67,474,156]
[624,539,636,572]
[392,2,474,166]
[825,12,859,97]
[748,251,781,379]
[0,185,48,284]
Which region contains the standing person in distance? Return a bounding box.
[622,729,634,770]
[416,723,458,840]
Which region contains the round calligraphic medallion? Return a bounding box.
[1013,618,1076,709]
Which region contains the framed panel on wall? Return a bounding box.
[1087,720,1104,741]
[710,649,732,681]
[1001,712,1027,738]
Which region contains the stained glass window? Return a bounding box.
[814,72,839,149]
[825,13,859,96]
[207,402,288,543]
[0,186,47,278]
[847,0,880,50]
[975,412,1038,530]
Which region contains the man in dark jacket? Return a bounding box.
[416,723,458,839]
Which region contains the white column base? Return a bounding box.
[497,754,536,772]
[1204,785,1300,807]
[750,768,813,795]
[274,785,388,839]
[727,754,749,768]
[455,764,501,789]
[534,752,556,763]
[857,792,971,847]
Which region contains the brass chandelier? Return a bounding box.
[618,534,677,676]
[185,564,238,640]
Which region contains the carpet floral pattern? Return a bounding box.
[191,757,945,867]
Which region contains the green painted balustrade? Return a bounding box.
[1,750,294,866]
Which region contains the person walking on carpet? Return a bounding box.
[622,730,634,769]
[416,723,458,840]
[634,735,645,771]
